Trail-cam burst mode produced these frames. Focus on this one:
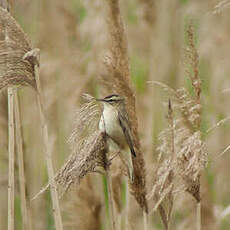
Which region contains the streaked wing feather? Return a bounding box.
[118,110,136,157]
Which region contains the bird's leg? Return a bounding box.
[108,151,120,162]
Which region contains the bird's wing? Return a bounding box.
[118,110,136,157]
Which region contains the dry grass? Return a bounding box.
[1,1,230,230]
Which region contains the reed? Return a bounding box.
[23,49,63,230]
[7,87,15,230]
[0,2,16,230]
[101,1,148,229]
[14,91,32,230]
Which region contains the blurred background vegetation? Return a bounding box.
[1,0,230,229]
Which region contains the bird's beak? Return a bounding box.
[96,98,105,102]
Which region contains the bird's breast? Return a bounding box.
[99,107,126,149]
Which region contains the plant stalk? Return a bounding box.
[143,210,148,230]
[8,87,15,230]
[2,2,16,230]
[106,170,117,230]
[124,179,129,230]
[14,91,32,230]
[34,61,63,230]
[197,202,201,230]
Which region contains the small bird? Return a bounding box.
[97,94,136,183]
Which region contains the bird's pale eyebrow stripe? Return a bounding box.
[104,94,119,99]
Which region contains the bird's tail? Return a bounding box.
[120,150,134,183]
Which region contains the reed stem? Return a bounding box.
[124,179,129,230]
[106,170,117,230]
[14,91,32,230]
[143,210,148,230]
[34,59,63,230]
[8,87,15,230]
[197,202,201,230]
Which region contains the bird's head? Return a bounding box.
[96,94,125,107]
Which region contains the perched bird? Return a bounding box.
[97,94,136,182]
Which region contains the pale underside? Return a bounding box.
[99,102,134,182]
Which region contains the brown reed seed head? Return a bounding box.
[149,104,175,222]
[56,129,108,194]
[151,22,207,204]
[101,0,148,213]
[185,21,201,106]
[55,95,108,194]
[0,7,36,91]
[68,94,102,154]
[33,95,108,198]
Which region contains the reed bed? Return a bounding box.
[1,0,230,230]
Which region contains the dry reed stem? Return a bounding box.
[123,179,129,230]
[0,12,37,228]
[102,0,148,213]
[1,2,15,230]
[207,115,230,133]
[106,170,117,230]
[197,202,201,230]
[143,210,148,230]
[7,87,15,230]
[14,91,32,230]
[3,4,33,229]
[35,63,63,230]
[111,166,123,215]
[24,49,63,230]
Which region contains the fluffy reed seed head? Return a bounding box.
[32,94,108,199]
[149,23,207,218]
[55,94,108,194]
[56,129,108,194]
[0,7,36,91]
[148,101,175,229]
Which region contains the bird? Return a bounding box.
[97,94,136,183]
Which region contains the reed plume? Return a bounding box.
[149,21,207,230]
[147,100,175,230]
[101,0,148,215]
[0,7,36,91]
